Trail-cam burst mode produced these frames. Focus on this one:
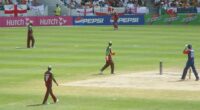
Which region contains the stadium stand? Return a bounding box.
[0,0,200,16]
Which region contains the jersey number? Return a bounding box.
[45,74,50,82]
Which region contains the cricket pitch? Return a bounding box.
[62,71,200,91]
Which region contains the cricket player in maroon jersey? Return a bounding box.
[112,11,119,30]
[27,21,35,48]
[181,44,199,81]
[42,65,59,104]
[100,41,115,74]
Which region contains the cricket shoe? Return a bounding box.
[55,99,59,103]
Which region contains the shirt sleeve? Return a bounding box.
[183,50,189,54]
[106,47,111,56]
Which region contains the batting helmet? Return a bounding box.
[188,44,192,49]
[108,41,112,46]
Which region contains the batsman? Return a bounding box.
[181,44,199,81]
[100,41,115,74]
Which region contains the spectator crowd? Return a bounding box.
[60,0,200,9]
[61,0,146,9]
[154,0,200,8]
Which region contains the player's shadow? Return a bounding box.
[91,73,111,76]
[168,79,187,82]
[27,102,56,107]
[27,103,44,107]
[15,47,28,49]
[92,73,102,76]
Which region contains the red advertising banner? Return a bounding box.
[0,16,73,27]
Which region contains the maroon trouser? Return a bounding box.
[27,36,35,48]
[113,22,118,29]
[42,86,57,104]
[101,60,114,74]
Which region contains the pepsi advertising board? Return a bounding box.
[73,16,110,25]
[117,15,144,25]
[73,15,144,25]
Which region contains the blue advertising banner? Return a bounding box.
[117,15,145,25]
[177,7,197,13]
[73,15,144,25]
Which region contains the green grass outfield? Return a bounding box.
[1,25,200,110]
